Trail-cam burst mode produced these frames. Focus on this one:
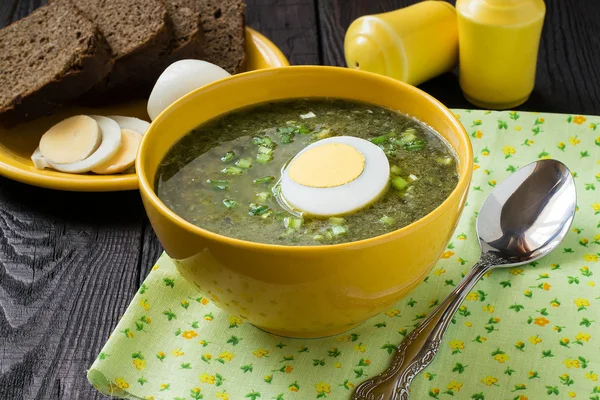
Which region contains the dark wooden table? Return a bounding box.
[1,1,599,398]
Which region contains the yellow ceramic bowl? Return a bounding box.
[137,66,473,338]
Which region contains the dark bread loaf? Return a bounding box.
[0,0,112,127]
[140,0,206,90]
[198,0,246,74]
[163,0,205,58]
[71,0,172,94]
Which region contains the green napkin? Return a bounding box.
[88,110,600,400]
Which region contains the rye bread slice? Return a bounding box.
[198,0,246,74]
[0,0,112,127]
[71,0,172,95]
[163,0,205,58]
[135,0,206,92]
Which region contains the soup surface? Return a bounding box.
[156,99,458,245]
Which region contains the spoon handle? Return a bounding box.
[353,253,507,400]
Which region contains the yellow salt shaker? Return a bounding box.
[344,1,459,87]
[456,0,546,109]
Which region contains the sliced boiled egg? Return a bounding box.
[108,115,150,135]
[280,136,390,217]
[45,115,122,173]
[39,115,101,164]
[31,148,50,170]
[92,128,142,174]
[147,60,231,121]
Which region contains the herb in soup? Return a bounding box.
[156,99,459,246]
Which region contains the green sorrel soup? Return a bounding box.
[156,99,459,245]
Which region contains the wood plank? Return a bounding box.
[0,178,146,400]
[246,0,321,65]
[318,0,600,114]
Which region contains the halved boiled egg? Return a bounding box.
[147,60,231,121]
[280,136,390,217]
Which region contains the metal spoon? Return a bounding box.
[353,159,576,400]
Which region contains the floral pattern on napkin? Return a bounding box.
[88,110,600,400]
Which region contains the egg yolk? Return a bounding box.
[288,143,365,188]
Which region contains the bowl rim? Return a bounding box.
[137,65,473,254]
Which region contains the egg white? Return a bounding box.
[147,60,231,121]
[280,136,390,217]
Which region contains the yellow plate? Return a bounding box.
[0,27,289,192]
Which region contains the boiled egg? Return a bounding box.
[45,115,122,173]
[92,128,142,174]
[39,115,101,164]
[280,136,390,217]
[147,60,231,121]
[31,148,50,170]
[108,115,150,135]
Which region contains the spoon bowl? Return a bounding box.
[478,159,576,265]
[354,159,577,400]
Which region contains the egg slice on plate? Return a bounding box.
[45,115,122,173]
[280,136,390,217]
[39,115,102,164]
[108,115,150,135]
[92,128,142,174]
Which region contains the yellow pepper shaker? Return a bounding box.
[344,1,459,87]
[456,0,546,109]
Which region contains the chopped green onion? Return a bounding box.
[256,192,272,203]
[313,234,325,241]
[222,199,238,209]
[408,174,419,181]
[256,153,273,164]
[222,166,243,175]
[221,151,235,162]
[253,175,275,184]
[207,179,229,190]
[300,111,316,119]
[329,217,345,226]
[392,176,408,190]
[402,127,417,136]
[258,146,274,155]
[436,156,453,165]
[279,133,294,144]
[284,217,303,229]
[248,203,270,216]
[390,165,402,175]
[260,210,272,219]
[379,215,395,226]
[324,230,334,240]
[370,136,387,145]
[399,133,417,145]
[235,158,252,169]
[252,136,276,148]
[272,211,288,221]
[330,225,348,237]
[405,142,426,151]
[277,126,295,143]
[296,126,310,135]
